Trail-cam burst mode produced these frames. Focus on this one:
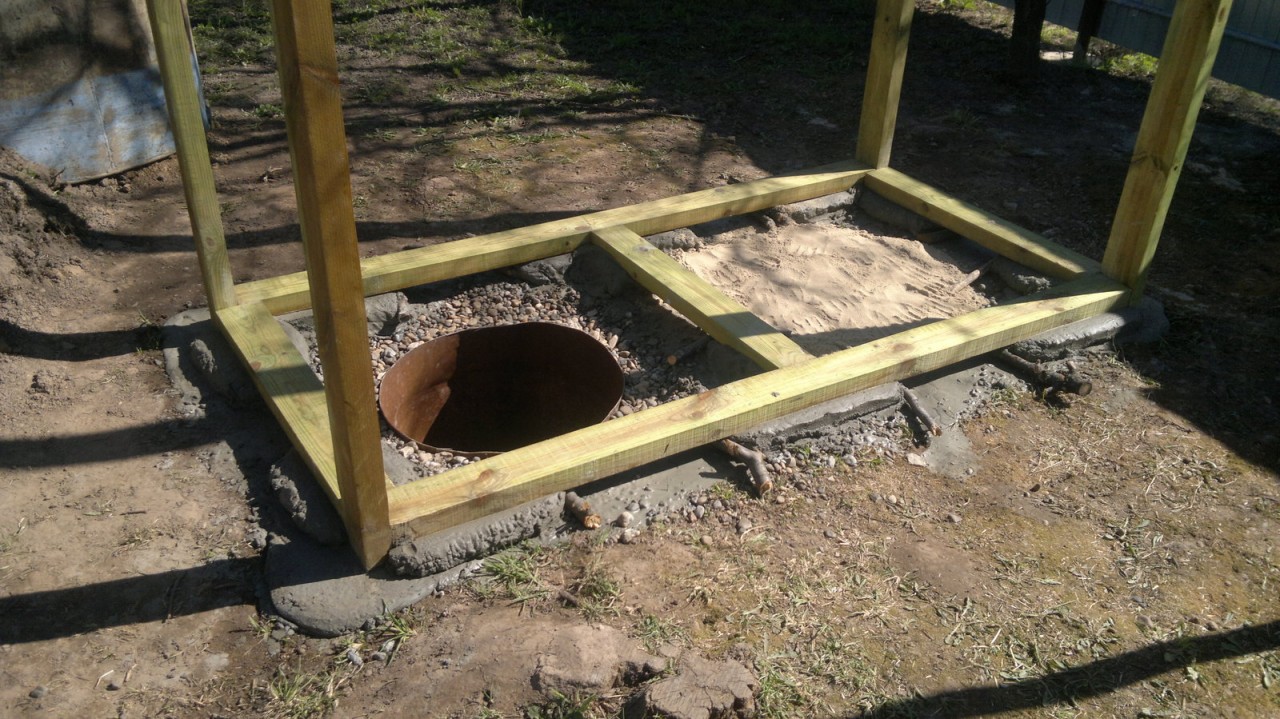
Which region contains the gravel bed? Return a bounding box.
[306,276,718,478]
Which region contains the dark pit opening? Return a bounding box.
[378,322,624,455]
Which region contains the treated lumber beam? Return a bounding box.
[1102,0,1232,298]
[865,168,1101,279]
[856,0,915,168]
[388,275,1129,535]
[145,0,236,310]
[234,162,872,314]
[216,302,396,501]
[271,0,389,568]
[590,226,811,371]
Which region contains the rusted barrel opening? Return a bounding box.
[378,322,624,455]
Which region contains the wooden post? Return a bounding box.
[1102,0,1232,299]
[270,0,390,568]
[855,0,915,169]
[144,0,236,310]
[1009,0,1048,78]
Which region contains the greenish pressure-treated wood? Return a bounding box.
[216,302,342,501]
[234,163,872,315]
[1102,0,1232,298]
[388,275,1129,535]
[271,0,389,569]
[856,0,915,168]
[590,226,811,370]
[865,168,1101,279]
[145,0,236,310]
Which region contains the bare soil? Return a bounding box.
[2,1,1278,718]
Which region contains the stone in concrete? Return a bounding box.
[738,382,903,447]
[778,187,860,224]
[269,449,347,546]
[1011,296,1168,361]
[387,493,567,577]
[858,187,938,236]
[505,253,572,286]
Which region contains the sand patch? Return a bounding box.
[677,222,993,354]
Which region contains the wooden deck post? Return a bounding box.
[855,0,915,169]
[1102,0,1232,299]
[145,0,236,310]
[270,0,390,568]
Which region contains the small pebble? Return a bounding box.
[28,686,47,700]
[370,651,387,663]
[824,529,837,539]
[693,506,706,520]
[886,494,899,505]
[699,535,713,547]
[712,499,725,511]
[620,528,640,544]
[946,512,962,524]
[346,648,364,667]
[615,511,634,528]
[106,680,122,691]
[626,501,640,513]
[736,518,753,535]
[639,498,651,510]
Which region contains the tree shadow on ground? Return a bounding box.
[852,619,1280,718]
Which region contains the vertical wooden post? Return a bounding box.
[855,0,915,169]
[144,0,236,310]
[270,0,390,568]
[1102,0,1232,299]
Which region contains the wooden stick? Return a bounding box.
[902,387,942,436]
[1101,0,1233,299]
[856,0,915,169]
[997,350,1093,397]
[718,439,773,494]
[144,0,236,310]
[270,0,389,569]
[667,336,710,366]
[565,492,602,529]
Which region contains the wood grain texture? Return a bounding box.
[865,167,1101,279]
[145,0,236,310]
[590,226,811,370]
[235,162,872,314]
[216,302,343,502]
[1102,0,1232,297]
[271,0,388,568]
[855,0,915,168]
[388,275,1129,536]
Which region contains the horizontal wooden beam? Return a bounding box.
[590,226,811,371]
[234,162,872,314]
[864,168,1100,280]
[387,275,1129,536]
[216,301,394,507]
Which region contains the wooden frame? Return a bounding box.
[147,0,1232,568]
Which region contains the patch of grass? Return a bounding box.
[634,613,686,652]
[0,517,27,554]
[351,77,406,106]
[572,560,621,621]
[266,665,340,719]
[523,689,602,719]
[1097,47,1159,79]
[479,542,550,606]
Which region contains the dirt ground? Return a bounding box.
[2,1,1278,717]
